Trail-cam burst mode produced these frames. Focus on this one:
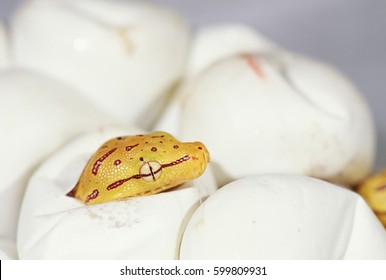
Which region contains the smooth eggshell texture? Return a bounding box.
[0,21,9,70]
[11,0,190,127]
[180,174,386,259]
[185,23,278,79]
[0,69,117,258]
[154,24,278,134]
[18,126,218,259]
[179,52,375,186]
[0,238,17,260]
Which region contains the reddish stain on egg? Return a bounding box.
[241,54,265,78]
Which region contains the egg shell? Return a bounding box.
[17,126,218,259]
[179,52,375,186]
[0,21,9,70]
[11,0,190,128]
[185,23,278,79]
[152,88,183,135]
[0,238,17,260]
[0,69,117,258]
[180,174,386,259]
[154,24,278,134]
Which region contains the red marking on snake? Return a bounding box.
[85,189,99,203]
[92,148,117,175]
[106,156,190,191]
[106,174,142,190]
[162,155,190,168]
[376,184,386,192]
[126,143,139,151]
[107,178,130,190]
[241,54,265,78]
[151,135,165,138]
[151,147,157,152]
[173,145,179,149]
[114,160,122,166]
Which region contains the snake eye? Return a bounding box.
[140,161,162,182]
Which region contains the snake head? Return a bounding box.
[67,131,210,205]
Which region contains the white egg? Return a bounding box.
[0,69,117,259]
[0,21,9,70]
[180,174,386,259]
[154,23,278,134]
[185,23,278,79]
[179,52,375,186]
[11,0,190,128]
[17,126,218,259]
[0,239,16,260]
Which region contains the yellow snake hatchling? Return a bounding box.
[67,131,210,205]
[357,168,386,227]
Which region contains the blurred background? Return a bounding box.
[1,0,385,168]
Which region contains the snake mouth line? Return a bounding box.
[67,155,192,204]
[106,155,191,191]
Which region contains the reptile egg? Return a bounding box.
[18,127,218,259]
[180,174,386,259]
[185,23,278,79]
[153,23,278,133]
[0,69,117,259]
[179,52,375,187]
[0,21,9,70]
[0,239,15,260]
[11,0,190,127]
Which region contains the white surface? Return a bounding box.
[0,21,9,70]
[11,0,190,128]
[179,50,375,187]
[0,0,385,260]
[185,24,278,79]
[2,0,385,167]
[0,69,117,258]
[180,174,386,259]
[153,23,279,134]
[18,126,218,259]
[0,238,17,259]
